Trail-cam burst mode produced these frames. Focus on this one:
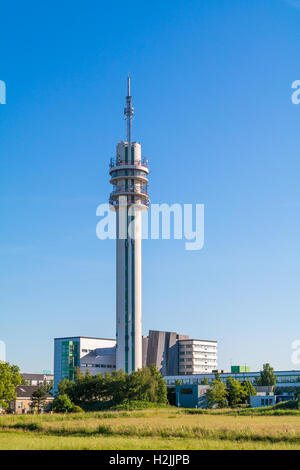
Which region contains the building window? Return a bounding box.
[181,388,193,395]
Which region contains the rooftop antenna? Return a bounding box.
[124,75,134,149]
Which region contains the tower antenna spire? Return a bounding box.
[124,75,134,145]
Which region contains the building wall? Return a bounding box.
[164,370,300,389]
[54,337,116,392]
[142,336,148,368]
[143,331,218,376]
[144,330,181,376]
[178,339,218,374]
[175,384,210,408]
[250,395,275,407]
[10,397,53,414]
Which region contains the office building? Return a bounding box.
[54,336,116,391]
[142,330,218,375]
[142,330,189,376]
[164,369,300,391]
[178,339,218,375]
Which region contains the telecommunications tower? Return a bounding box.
[109,77,149,373]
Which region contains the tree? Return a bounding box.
[226,376,246,407]
[255,364,276,386]
[75,366,85,382]
[56,365,168,409]
[31,387,47,413]
[206,380,227,408]
[53,394,74,413]
[43,379,53,393]
[0,361,22,410]
[242,380,256,404]
[214,371,221,382]
[150,364,168,404]
[294,390,300,401]
[201,378,209,385]
[57,377,72,397]
[21,376,30,385]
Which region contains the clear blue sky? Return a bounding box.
[1,0,300,373]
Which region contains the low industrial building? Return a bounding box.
[230,365,251,374]
[175,384,210,408]
[250,395,275,407]
[164,370,300,392]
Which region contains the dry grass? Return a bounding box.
[1,408,300,449]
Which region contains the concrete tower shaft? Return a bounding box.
[109,80,149,374]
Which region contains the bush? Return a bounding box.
[273,400,300,410]
[113,399,169,410]
[53,394,74,413]
[78,401,115,412]
[71,405,84,413]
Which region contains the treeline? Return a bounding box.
[55,365,168,412]
[206,374,256,408]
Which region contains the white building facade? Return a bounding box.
[53,336,116,391]
[178,339,218,375]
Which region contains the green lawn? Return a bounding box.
[1,408,300,450]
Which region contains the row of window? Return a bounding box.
[179,349,217,353]
[261,398,273,406]
[179,352,217,357]
[166,376,300,386]
[179,345,217,350]
[81,363,116,369]
[179,366,212,371]
[110,169,148,178]
[179,359,217,366]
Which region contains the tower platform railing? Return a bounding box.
[111,184,148,195]
[109,198,150,208]
[109,157,148,169]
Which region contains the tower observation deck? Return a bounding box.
[109,77,149,373]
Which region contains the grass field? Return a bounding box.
[1,407,300,450]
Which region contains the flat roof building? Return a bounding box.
[142,331,218,376]
[54,336,116,392]
[164,370,300,391]
[178,339,218,375]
